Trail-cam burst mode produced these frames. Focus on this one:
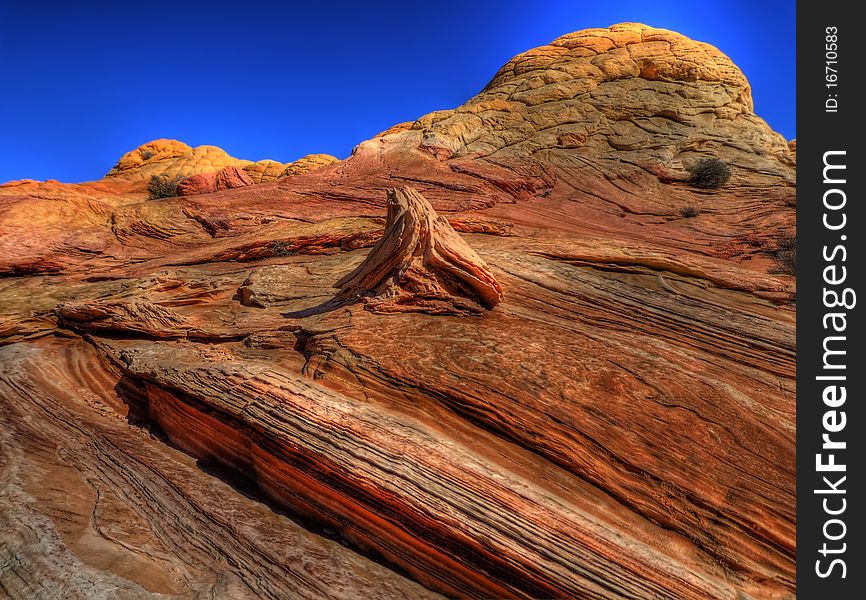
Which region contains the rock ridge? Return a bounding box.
[105,138,339,184]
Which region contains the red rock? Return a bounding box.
[176,171,218,196]
[176,167,254,196]
[0,338,441,600]
[215,166,254,190]
[0,23,795,600]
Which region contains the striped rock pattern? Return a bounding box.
[0,23,795,600]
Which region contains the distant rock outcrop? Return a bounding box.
[106,139,339,184]
[107,139,242,181]
[105,139,194,178]
[402,22,791,180]
[243,159,288,183]
[282,153,341,177]
[176,166,254,196]
[216,166,254,191]
[175,171,218,196]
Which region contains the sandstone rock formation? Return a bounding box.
[216,166,254,190]
[282,153,341,176]
[107,140,245,181]
[106,138,195,177]
[106,138,339,184]
[244,159,288,183]
[175,167,254,196]
[336,187,503,315]
[175,171,219,196]
[0,23,795,600]
[398,22,794,190]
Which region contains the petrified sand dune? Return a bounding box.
[106,138,339,185]
[0,23,794,600]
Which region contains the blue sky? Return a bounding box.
[0,1,794,183]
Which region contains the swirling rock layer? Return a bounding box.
[335,187,503,315]
[1,23,794,600]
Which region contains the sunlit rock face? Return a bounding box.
[105,138,339,184]
[0,23,794,600]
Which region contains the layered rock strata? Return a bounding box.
[335,187,503,315]
[0,23,795,600]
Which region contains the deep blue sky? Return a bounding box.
[0,1,794,183]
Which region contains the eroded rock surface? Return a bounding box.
[283,153,341,176]
[106,138,339,185]
[336,187,503,315]
[1,23,794,600]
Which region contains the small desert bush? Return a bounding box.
[148,174,182,199]
[688,158,731,189]
[272,241,293,256]
[140,149,155,160]
[679,205,700,218]
[773,234,796,275]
